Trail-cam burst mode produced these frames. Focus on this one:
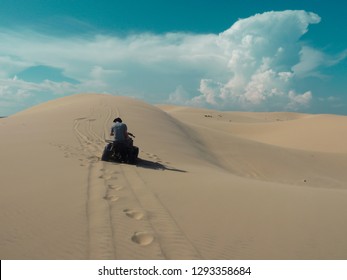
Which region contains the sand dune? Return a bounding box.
[1,93,347,259]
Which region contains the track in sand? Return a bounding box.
[72,102,202,260]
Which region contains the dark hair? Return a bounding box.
[113,117,122,123]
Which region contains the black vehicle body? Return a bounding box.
[101,135,139,164]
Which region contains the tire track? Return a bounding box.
[73,103,202,259]
[103,106,113,140]
[119,165,203,259]
[73,110,116,259]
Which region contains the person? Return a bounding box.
[108,117,138,163]
[110,117,129,162]
[110,117,128,143]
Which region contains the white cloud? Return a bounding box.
[0,10,345,115]
[168,85,191,104]
[287,90,312,109]
[0,77,79,115]
[292,46,325,77]
[192,10,322,110]
[292,46,347,78]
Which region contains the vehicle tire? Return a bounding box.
[128,146,139,164]
[101,144,112,161]
[133,146,139,158]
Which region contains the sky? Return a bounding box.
[1,0,347,116]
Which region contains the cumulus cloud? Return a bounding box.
[287,90,312,109]
[0,10,345,115]
[191,10,322,111]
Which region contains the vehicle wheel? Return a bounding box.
[101,144,112,161]
[128,146,139,164]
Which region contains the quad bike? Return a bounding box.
[101,133,139,164]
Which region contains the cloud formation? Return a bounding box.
[0,10,345,115]
[190,10,320,110]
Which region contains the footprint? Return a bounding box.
[103,195,119,202]
[87,156,99,163]
[108,184,123,191]
[131,232,154,246]
[99,175,111,180]
[102,169,118,175]
[99,174,118,180]
[123,209,145,220]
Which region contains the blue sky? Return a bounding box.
[1,0,347,115]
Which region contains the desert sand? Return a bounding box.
[1,93,347,260]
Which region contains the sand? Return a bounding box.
[1,93,347,260]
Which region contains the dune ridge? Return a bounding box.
[1,93,347,259]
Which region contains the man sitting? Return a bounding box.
[110,117,133,162]
[110,117,128,142]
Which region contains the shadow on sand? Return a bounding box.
[136,158,187,173]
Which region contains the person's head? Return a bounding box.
[113,117,122,123]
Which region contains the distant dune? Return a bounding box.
[1,93,347,259]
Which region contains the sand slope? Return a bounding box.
[1,93,347,259]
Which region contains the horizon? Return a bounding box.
[1,0,347,116]
[3,92,347,118]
